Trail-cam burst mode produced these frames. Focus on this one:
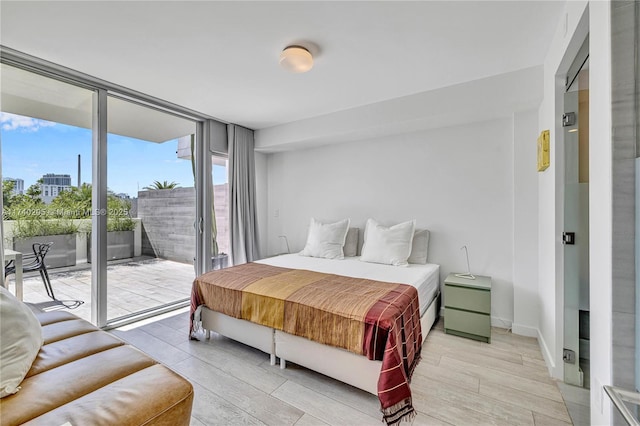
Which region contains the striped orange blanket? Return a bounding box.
[190,262,422,424]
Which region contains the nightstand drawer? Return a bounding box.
[444,308,491,339]
[444,285,490,314]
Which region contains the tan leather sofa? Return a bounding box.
[0,310,194,425]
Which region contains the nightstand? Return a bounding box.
[444,273,492,343]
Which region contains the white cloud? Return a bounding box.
[0,112,56,132]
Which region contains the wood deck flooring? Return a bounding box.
[112,310,583,425]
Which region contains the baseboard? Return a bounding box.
[537,328,557,377]
[440,308,557,378]
[509,324,559,380]
[491,315,512,329]
[511,322,538,338]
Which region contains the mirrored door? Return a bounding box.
[563,61,590,388]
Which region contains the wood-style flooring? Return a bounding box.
[111,310,578,426]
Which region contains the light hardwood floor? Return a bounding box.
[111,310,577,426]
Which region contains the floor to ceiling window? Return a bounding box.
[105,96,197,322]
[212,155,229,266]
[1,63,95,319]
[1,49,215,327]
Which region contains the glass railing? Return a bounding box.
[604,385,640,426]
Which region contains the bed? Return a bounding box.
[190,253,440,424]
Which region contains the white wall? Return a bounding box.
[266,117,530,327]
[589,1,613,423]
[512,110,540,337]
[254,151,269,258]
[256,67,542,153]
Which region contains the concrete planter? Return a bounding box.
[87,231,134,263]
[212,253,229,270]
[14,234,76,269]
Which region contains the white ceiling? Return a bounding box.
[1,1,565,136]
[1,64,197,143]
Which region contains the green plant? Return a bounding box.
[107,217,136,232]
[49,183,92,218]
[108,196,131,217]
[143,180,180,190]
[25,179,43,200]
[84,217,136,238]
[12,218,79,239]
[3,180,15,208]
[3,196,44,220]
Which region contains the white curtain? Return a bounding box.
[228,125,260,264]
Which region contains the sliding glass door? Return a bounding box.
[1,63,95,320]
[212,155,229,266]
[105,96,197,322]
[1,49,215,327]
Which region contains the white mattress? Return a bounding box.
[257,254,440,315]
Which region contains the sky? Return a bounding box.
[1,112,228,197]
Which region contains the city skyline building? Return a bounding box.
[40,173,72,203]
[2,177,24,195]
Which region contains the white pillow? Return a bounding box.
[300,218,351,259]
[0,286,43,398]
[408,229,430,264]
[360,219,416,266]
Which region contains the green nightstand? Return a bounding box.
[444,273,492,343]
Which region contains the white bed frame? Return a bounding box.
[201,292,440,395]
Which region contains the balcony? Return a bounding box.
[3,185,229,324]
[2,68,230,326]
[7,256,194,324]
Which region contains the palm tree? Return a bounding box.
[142,180,180,190]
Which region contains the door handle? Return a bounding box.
[562,232,575,245]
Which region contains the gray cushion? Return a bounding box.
[408,229,430,264]
[343,228,359,257]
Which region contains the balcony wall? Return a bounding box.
[136,185,229,265]
[137,188,196,264]
[3,185,228,267]
[3,218,142,264]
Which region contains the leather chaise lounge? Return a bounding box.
[0,310,194,425]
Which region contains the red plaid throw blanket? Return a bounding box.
[190,263,422,424]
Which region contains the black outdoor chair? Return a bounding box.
[5,242,83,310]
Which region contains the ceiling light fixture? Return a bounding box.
[279,45,313,73]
